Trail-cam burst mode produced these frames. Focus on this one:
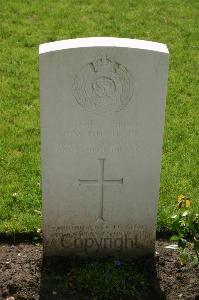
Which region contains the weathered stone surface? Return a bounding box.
[39,37,169,256]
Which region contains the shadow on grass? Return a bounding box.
[39,255,165,300]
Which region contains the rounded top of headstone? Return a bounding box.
[39,37,169,55]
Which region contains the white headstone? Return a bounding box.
[39,37,169,257]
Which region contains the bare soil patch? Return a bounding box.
[0,240,198,300]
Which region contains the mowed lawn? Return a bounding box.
[0,0,198,233]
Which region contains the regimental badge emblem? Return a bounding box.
[73,55,133,114]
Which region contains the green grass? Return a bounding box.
[0,0,198,233]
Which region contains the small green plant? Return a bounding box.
[67,259,146,299]
[170,195,199,266]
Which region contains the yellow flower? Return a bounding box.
[185,199,191,208]
[178,194,184,202]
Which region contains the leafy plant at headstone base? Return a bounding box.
[67,259,146,299]
[170,194,199,266]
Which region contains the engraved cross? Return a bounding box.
[79,159,123,222]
